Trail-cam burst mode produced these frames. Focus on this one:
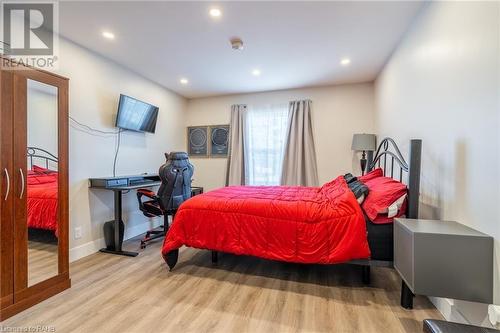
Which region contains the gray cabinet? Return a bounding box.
[394,218,493,305]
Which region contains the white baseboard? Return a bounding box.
[69,218,163,263]
[429,297,469,324]
[488,305,500,327]
[69,237,106,262]
[123,217,163,240]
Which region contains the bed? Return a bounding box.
[163,179,371,264]
[162,138,422,306]
[26,147,59,236]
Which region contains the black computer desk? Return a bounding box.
[89,174,202,257]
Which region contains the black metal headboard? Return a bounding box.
[27,147,58,170]
[367,138,422,219]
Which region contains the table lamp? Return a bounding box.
[351,134,376,175]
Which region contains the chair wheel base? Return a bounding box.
[140,225,168,249]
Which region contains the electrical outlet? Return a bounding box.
[74,227,82,239]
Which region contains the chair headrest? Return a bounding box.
[165,152,189,160]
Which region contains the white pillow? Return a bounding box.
[387,194,407,218]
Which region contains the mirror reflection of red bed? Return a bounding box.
[27,158,59,237]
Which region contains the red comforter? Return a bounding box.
[162,176,370,264]
[27,172,58,235]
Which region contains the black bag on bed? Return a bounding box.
[157,152,194,212]
[344,173,369,200]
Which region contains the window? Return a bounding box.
[244,104,289,185]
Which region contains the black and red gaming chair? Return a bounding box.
[136,152,194,248]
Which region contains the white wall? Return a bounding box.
[52,38,187,259]
[186,83,375,191]
[374,1,500,326]
[27,82,58,160]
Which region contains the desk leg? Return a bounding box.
[114,190,122,251]
[99,190,138,257]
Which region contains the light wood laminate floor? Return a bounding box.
[28,241,58,286]
[3,237,443,332]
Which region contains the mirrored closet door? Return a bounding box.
[26,79,59,287]
[0,60,70,321]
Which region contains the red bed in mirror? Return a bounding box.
[27,148,59,236]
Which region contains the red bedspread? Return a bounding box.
[27,173,58,235]
[162,176,370,264]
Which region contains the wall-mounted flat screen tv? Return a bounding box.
[115,94,159,133]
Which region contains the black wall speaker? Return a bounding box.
[187,126,208,156]
[210,125,229,157]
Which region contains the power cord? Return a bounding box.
[69,116,119,135]
[112,128,123,177]
[69,115,123,176]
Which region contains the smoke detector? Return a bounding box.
[230,37,244,51]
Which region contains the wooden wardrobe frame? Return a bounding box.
[0,58,70,321]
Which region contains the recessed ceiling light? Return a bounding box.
[209,8,222,18]
[252,69,261,76]
[340,58,351,66]
[180,78,189,85]
[102,31,115,40]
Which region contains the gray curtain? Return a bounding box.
[225,104,247,186]
[281,100,319,186]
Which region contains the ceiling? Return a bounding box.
[59,1,425,98]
